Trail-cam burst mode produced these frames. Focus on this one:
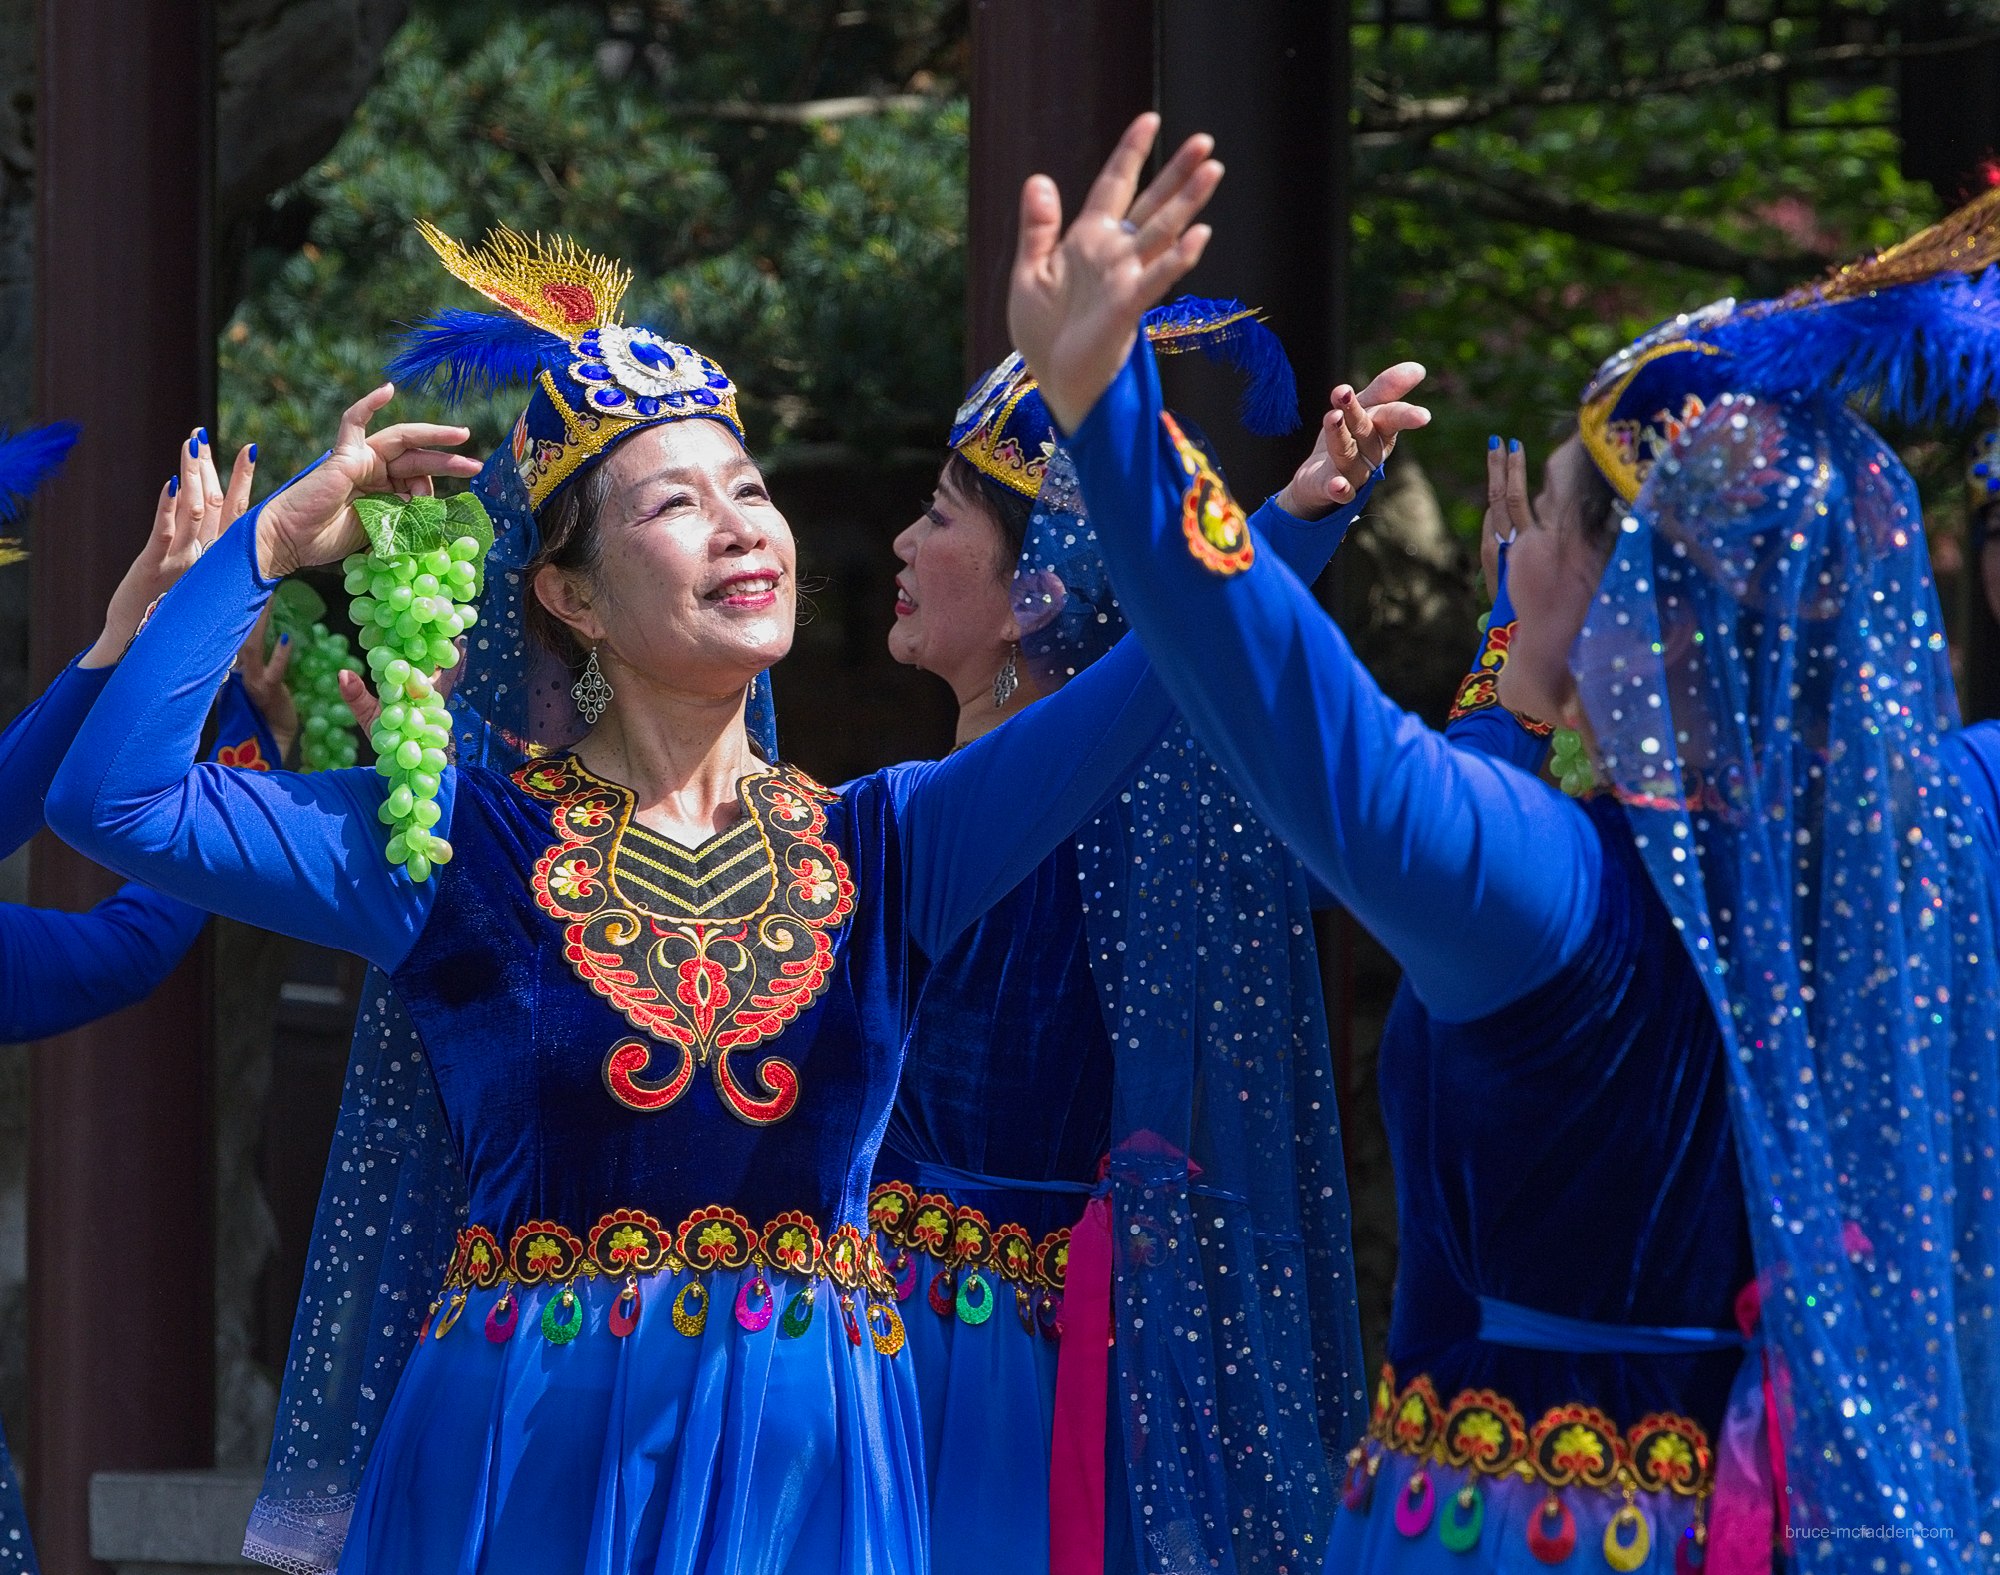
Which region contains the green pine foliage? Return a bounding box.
[220,3,967,481]
[1350,0,1976,536]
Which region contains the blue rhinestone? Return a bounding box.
[580,331,600,352]
[635,397,662,417]
[576,363,611,381]
[692,389,718,407]
[592,387,628,408]
[629,337,673,371]
[707,373,731,390]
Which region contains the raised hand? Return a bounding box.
[1277,365,1430,521]
[84,430,258,667]
[1481,437,1534,598]
[1009,113,1225,434]
[254,384,481,580]
[236,602,299,761]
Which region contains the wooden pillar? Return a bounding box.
[1156,1,1348,506]
[28,3,216,1570]
[966,0,1157,374]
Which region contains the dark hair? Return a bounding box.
[1559,427,1620,554]
[525,460,615,670]
[942,451,1036,571]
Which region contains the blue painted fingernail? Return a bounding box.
[167,475,178,497]
[247,443,257,462]
[1508,438,1521,453]
[1488,435,1499,450]
[279,632,289,646]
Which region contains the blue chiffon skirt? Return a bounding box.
[0,1422,35,1575]
[895,1271,1059,1575]
[1325,1450,1701,1575]
[336,1268,926,1575]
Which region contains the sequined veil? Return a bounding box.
[1570,200,2000,1559]
[1019,439,1369,1572]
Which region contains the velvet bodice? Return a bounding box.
[393,755,910,1243]
[1377,795,1755,1438]
[876,838,1112,1241]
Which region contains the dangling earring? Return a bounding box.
[992,643,1020,708]
[573,647,614,724]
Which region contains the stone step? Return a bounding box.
[90,1469,259,1574]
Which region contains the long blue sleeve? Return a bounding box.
[47,509,436,971]
[1067,339,1600,1022]
[886,474,1365,960]
[0,883,205,1039]
[0,657,112,857]
[1,660,280,1039]
[1946,721,2000,878]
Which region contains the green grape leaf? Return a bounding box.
[353,493,449,556]
[444,493,495,597]
[266,579,328,653]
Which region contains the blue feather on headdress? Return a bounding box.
[1710,267,2000,427]
[1143,296,1300,436]
[0,421,79,522]
[387,309,572,408]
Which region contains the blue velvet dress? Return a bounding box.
[47,506,1188,1575]
[865,489,1359,1575]
[0,658,274,1575]
[870,847,1105,1575]
[1067,341,1762,1573]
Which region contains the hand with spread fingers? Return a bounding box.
[1008,113,1226,434]
[253,383,481,580]
[85,429,258,668]
[1276,365,1431,521]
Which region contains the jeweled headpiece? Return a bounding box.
[949,296,1299,498]
[0,421,80,565]
[1581,186,2000,500]
[389,224,742,510]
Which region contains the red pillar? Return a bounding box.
[28,3,217,1570]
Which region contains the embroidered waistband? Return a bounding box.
[1343,1366,1713,1569]
[869,1179,1072,1337]
[446,1205,894,1294]
[1363,1362,1714,1497]
[422,1205,907,1357]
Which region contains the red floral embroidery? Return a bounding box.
[1164,410,1253,575]
[218,737,270,771]
[518,757,855,1126]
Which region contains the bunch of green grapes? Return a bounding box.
[345,492,494,883]
[267,582,362,770]
[1550,727,1599,799]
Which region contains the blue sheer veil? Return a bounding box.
[246,447,777,1573]
[1020,442,1368,1571]
[1576,391,2000,1558]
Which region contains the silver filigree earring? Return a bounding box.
[573,647,614,723]
[992,643,1020,708]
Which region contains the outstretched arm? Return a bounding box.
[0,884,207,1040]
[51,395,478,965]
[1062,339,1598,1021]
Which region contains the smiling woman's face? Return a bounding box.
[533,418,797,700]
[887,459,1024,702]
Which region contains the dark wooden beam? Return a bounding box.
[965,0,1156,375]
[1157,0,1348,507]
[28,3,217,1569]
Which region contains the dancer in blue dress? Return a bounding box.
[1,424,275,1575]
[874,309,1424,1575]
[1011,118,2000,1571]
[47,137,1245,1575]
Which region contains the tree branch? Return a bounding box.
[666,92,934,124]
[1379,160,1832,288]
[1359,30,2000,136]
